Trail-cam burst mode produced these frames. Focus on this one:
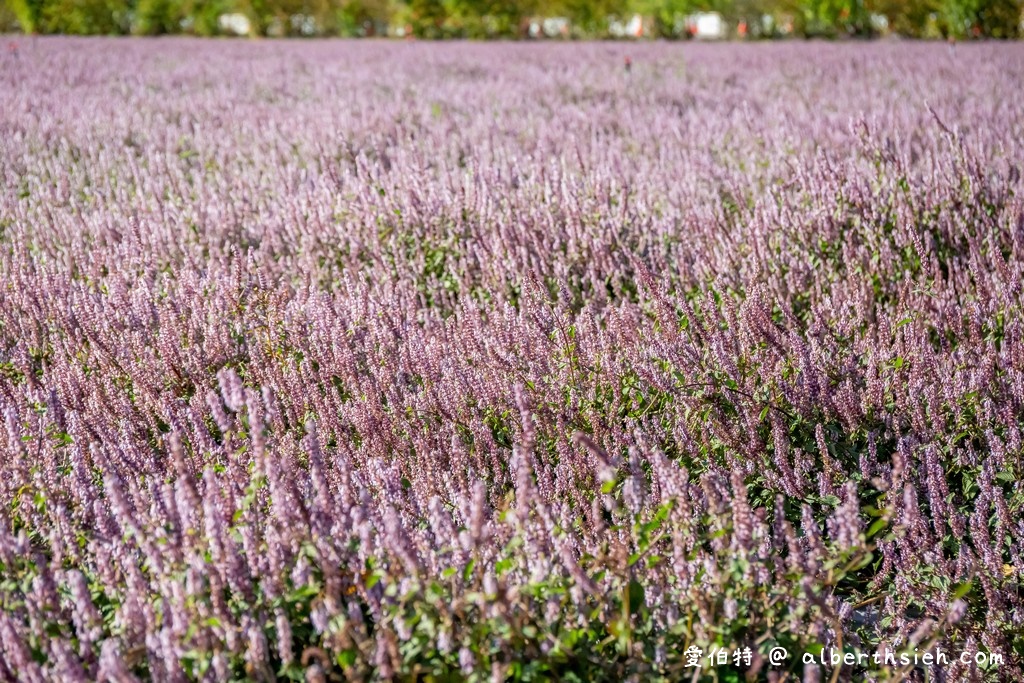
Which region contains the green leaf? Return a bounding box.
[627,580,645,615]
[952,579,974,600]
[286,583,320,604]
[866,518,889,538]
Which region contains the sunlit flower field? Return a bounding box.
[1,37,1023,682]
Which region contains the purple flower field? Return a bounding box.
[1,37,1024,682]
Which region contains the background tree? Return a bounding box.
[0,0,19,30]
[0,0,1020,37]
[976,0,1021,36]
[865,0,935,37]
[5,0,46,32]
[409,0,448,36]
[797,0,870,36]
[937,0,979,36]
[556,0,625,36]
[325,0,395,36]
[134,0,186,34]
[39,0,131,33]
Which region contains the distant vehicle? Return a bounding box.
[609,14,644,38]
[527,17,571,38]
[686,12,726,40]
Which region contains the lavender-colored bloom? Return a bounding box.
[0,38,1021,682]
[827,481,863,552]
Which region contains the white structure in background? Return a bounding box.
[609,14,644,38]
[290,13,317,35]
[217,13,252,36]
[528,17,571,38]
[542,17,571,37]
[688,12,726,39]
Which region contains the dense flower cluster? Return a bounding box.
[1,38,1023,682]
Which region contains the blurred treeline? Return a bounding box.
[0,0,1020,40]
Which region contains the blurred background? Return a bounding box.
[1,0,1021,41]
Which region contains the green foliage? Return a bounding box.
[134,0,185,34]
[6,0,45,32]
[1,0,1020,37]
[37,0,131,32]
[0,476,905,681]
